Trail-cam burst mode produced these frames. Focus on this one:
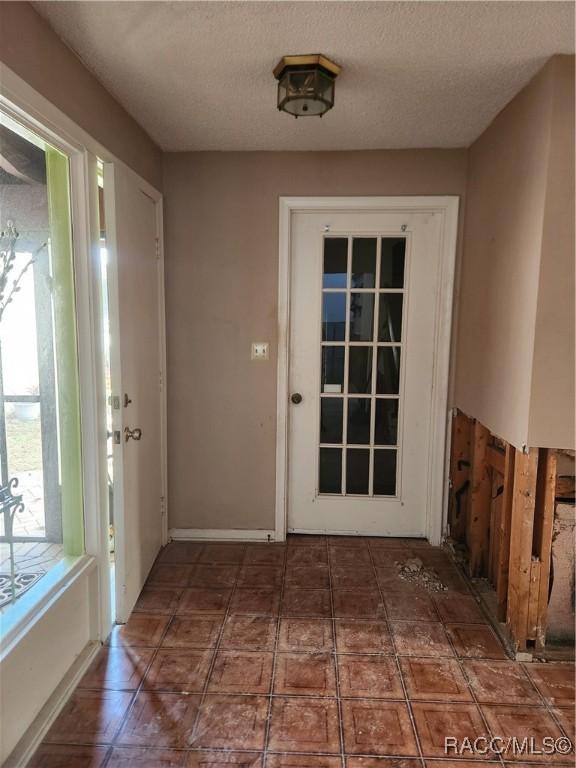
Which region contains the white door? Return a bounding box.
[287,203,456,538]
[104,163,165,622]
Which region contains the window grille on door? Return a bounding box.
[318,236,406,497]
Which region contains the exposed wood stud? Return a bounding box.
[534,449,557,650]
[507,448,539,651]
[467,420,492,576]
[496,443,515,621]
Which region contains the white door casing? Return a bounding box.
[276,197,459,543]
[103,162,166,622]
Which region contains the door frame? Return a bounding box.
[275,196,459,545]
[103,162,168,622]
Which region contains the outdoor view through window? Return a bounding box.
[0,114,83,612]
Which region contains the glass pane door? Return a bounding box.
[319,236,406,497]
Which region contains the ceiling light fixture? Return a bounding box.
[273,54,341,118]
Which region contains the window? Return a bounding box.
[0,113,83,610]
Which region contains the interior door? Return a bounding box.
[103,162,165,622]
[287,208,446,537]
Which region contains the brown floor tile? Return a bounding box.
[147,564,194,587]
[330,546,372,566]
[78,647,153,690]
[108,747,189,767]
[189,564,239,588]
[274,652,337,696]
[553,706,576,740]
[400,657,472,702]
[481,705,566,762]
[445,624,507,659]
[134,586,182,614]
[412,701,489,758]
[285,564,330,589]
[433,567,471,593]
[238,565,283,587]
[200,544,246,564]
[117,691,201,747]
[268,756,340,768]
[177,587,231,614]
[384,592,438,622]
[186,752,264,768]
[188,752,263,768]
[208,650,274,694]
[328,536,370,547]
[335,619,393,654]
[220,616,278,651]
[348,759,421,768]
[229,588,280,615]
[341,699,418,755]
[463,660,540,705]
[392,621,454,657]
[553,707,576,745]
[44,690,132,745]
[107,613,170,647]
[162,615,223,649]
[370,547,409,562]
[278,618,334,652]
[192,694,268,749]
[425,762,500,768]
[143,648,213,691]
[244,544,286,566]
[281,588,332,617]
[375,567,421,593]
[220,615,278,650]
[268,696,341,753]
[289,534,327,545]
[434,595,485,624]
[159,542,204,564]
[28,744,108,768]
[332,566,378,589]
[334,589,384,618]
[524,663,575,706]
[338,654,404,698]
[287,546,329,566]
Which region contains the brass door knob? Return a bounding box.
[124,427,142,442]
[291,393,303,404]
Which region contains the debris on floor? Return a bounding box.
[394,556,448,592]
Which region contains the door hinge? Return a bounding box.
[160,495,166,517]
[155,237,161,260]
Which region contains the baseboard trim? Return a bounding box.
[5,640,101,768]
[169,528,276,542]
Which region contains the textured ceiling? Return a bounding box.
[34,1,574,151]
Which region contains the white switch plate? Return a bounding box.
[251,342,269,360]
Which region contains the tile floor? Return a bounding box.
[30,536,575,768]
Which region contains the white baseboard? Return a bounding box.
[169,528,276,542]
[5,640,101,768]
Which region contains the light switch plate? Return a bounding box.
[251,342,269,360]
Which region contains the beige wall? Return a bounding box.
[528,57,575,448]
[163,150,468,531]
[0,2,162,189]
[454,55,575,450]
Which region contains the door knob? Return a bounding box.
[124,427,142,442]
[291,393,303,404]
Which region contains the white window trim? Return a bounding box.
[0,62,167,642]
[275,196,459,545]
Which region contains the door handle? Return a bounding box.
[124,427,142,442]
[291,393,303,404]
